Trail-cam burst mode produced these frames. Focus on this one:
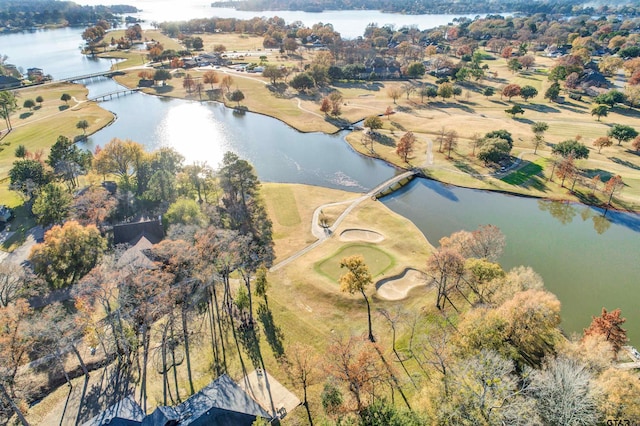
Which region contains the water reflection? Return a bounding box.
[159,102,231,167]
[538,200,578,226]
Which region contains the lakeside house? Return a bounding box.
[83,371,300,426]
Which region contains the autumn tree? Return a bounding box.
[202,70,218,89]
[596,368,640,421]
[442,130,458,158]
[286,342,321,425]
[603,175,624,205]
[339,255,375,342]
[29,220,107,288]
[72,185,116,227]
[319,97,331,114]
[583,308,627,353]
[386,86,403,104]
[632,135,640,153]
[0,299,34,424]
[434,350,538,425]
[592,136,612,153]
[324,335,390,412]
[396,131,416,162]
[501,84,521,101]
[93,138,145,187]
[555,154,577,188]
[220,74,234,93]
[426,248,465,311]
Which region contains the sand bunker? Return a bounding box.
[376,268,427,301]
[339,229,384,243]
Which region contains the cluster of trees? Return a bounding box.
[1,147,275,423]
[210,0,614,16]
[0,1,136,30]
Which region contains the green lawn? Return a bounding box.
[315,243,395,282]
[502,158,546,185]
[263,184,301,226]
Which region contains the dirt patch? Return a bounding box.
[339,228,384,243]
[376,268,426,300]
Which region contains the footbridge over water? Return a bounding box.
[89,88,140,102]
[370,169,422,200]
[60,70,121,83]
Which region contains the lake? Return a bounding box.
[80,79,640,342]
[1,8,638,343]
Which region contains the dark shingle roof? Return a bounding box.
[113,219,164,245]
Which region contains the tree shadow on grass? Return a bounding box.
[237,322,262,371]
[500,160,547,191]
[582,168,613,181]
[58,105,69,111]
[489,99,508,105]
[610,157,640,171]
[154,85,174,94]
[373,133,396,147]
[453,160,485,180]
[257,303,285,360]
[334,81,383,92]
[523,103,560,113]
[611,107,640,119]
[514,117,534,125]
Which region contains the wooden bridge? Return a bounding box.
[370,169,421,200]
[89,88,140,102]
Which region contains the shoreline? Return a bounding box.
[102,72,640,215]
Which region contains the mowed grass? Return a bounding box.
[262,184,301,226]
[502,158,546,185]
[315,243,395,282]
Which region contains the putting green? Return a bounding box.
[315,243,395,282]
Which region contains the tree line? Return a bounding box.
[0,0,137,31]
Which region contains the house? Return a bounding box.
[83,371,299,426]
[0,205,12,223]
[83,395,145,426]
[27,67,44,79]
[0,75,21,89]
[113,218,164,246]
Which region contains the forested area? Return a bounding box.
[0,0,137,31]
[1,138,276,423]
[210,0,639,16]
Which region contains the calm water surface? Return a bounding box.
[382,179,640,342]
